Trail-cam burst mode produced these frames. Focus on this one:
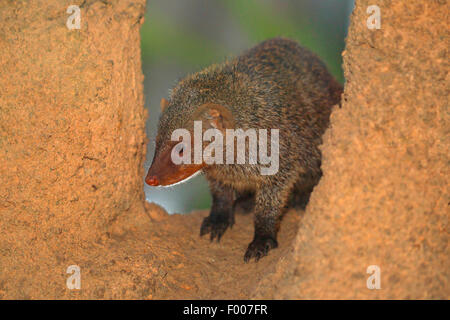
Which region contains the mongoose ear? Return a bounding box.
[194,103,234,131]
[160,98,169,112]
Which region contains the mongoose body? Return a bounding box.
[146,38,342,262]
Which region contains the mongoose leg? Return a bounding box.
[244,182,291,262]
[200,180,236,242]
[234,191,255,213]
[288,168,322,209]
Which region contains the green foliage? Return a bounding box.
[141,0,344,82]
[141,7,226,67]
[222,0,343,82]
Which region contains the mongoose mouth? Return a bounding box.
[146,169,203,187]
[145,167,204,187]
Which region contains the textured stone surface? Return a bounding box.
[0,0,148,298]
[253,0,449,299]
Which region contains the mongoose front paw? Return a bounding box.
[244,236,278,263]
[200,214,234,242]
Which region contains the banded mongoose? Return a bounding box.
[146,38,342,262]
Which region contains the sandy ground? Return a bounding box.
[132,204,301,299]
[0,199,300,299]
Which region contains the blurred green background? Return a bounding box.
[142,0,354,214]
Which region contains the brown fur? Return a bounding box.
[146,38,342,262]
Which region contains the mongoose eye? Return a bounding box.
[172,143,186,161]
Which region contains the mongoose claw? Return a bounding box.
[244,237,278,263]
[200,214,234,242]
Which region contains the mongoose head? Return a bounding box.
[145,93,234,187]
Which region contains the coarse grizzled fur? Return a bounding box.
[149,37,342,262]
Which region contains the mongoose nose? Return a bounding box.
[146,175,159,186]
